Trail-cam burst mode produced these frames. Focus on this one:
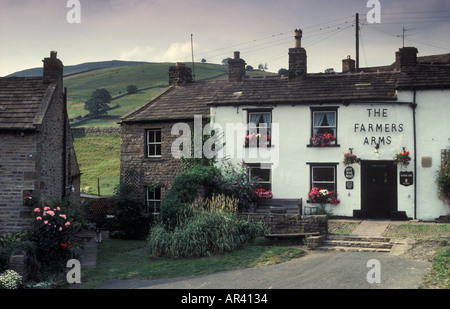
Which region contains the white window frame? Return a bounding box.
[146,129,161,158]
[146,186,161,214]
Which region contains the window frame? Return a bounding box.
[146,129,162,158]
[309,107,339,147]
[245,108,273,148]
[146,186,161,214]
[247,163,272,192]
[307,163,338,194]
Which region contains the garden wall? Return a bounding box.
[238,213,328,235]
[71,126,120,138]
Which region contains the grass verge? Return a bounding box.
[78,239,305,289]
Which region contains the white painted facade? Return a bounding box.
[211,89,450,220]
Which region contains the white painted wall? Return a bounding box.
[211,95,449,219]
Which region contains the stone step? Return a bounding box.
[318,245,392,253]
[317,235,393,252]
[327,235,391,243]
[322,239,393,249]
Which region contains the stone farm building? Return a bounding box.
[0,52,80,234]
[120,30,450,220]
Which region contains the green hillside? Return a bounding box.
[65,62,276,127]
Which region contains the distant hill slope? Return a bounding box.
[10,60,278,127]
[7,60,152,77]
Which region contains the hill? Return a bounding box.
[63,61,277,127]
[7,60,151,78]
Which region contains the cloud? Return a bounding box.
[156,41,199,63]
[120,46,155,61]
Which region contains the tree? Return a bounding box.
[126,85,138,94]
[258,63,268,71]
[222,58,232,65]
[84,88,112,118]
[278,68,288,76]
[246,65,254,71]
[201,58,207,63]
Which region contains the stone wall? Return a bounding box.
[0,132,37,233]
[120,121,192,203]
[71,126,120,138]
[238,213,328,235]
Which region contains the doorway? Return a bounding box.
[361,160,398,219]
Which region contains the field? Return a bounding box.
[73,135,121,196]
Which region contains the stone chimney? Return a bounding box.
[396,47,418,70]
[169,62,193,85]
[342,55,356,73]
[289,29,307,79]
[42,51,63,84]
[228,51,246,82]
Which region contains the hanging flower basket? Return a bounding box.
[23,195,38,206]
[394,148,411,166]
[343,152,361,166]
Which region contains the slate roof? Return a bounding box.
[396,64,450,90]
[0,77,54,131]
[121,71,401,123]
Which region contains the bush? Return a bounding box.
[30,206,73,271]
[148,211,268,258]
[0,270,22,289]
[437,158,450,204]
[109,183,152,240]
[214,160,261,211]
[158,165,221,230]
[0,232,35,272]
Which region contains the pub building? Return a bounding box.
[207,30,450,220]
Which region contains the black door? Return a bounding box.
[361,161,397,218]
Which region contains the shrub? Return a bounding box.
[31,206,73,270]
[214,160,261,211]
[158,165,221,230]
[108,183,151,240]
[148,211,268,258]
[0,270,22,289]
[437,158,450,204]
[0,231,35,272]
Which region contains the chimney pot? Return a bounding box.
[397,47,418,70]
[234,51,240,59]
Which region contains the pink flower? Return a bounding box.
[59,214,67,219]
[65,222,71,226]
[46,210,55,216]
[44,220,48,224]
[59,227,63,231]
[56,207,60,210]
[36,216,42,220]
[33,208,40,213]
[43,206,50,210]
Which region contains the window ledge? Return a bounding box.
[307,144,340,148]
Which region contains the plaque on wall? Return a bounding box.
[400,171,413,186]
[344,166,355,179]
[346,181,354,190]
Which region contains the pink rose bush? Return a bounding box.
[32,206,73,266]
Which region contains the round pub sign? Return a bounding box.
[344,166,355,179]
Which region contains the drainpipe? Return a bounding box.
[411,90,417,219]
[62,87,67,199]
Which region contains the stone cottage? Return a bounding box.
[120,63,210,214]
[0,52,81,234]
[119,30,450,220]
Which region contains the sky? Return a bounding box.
[1,0,450,77]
